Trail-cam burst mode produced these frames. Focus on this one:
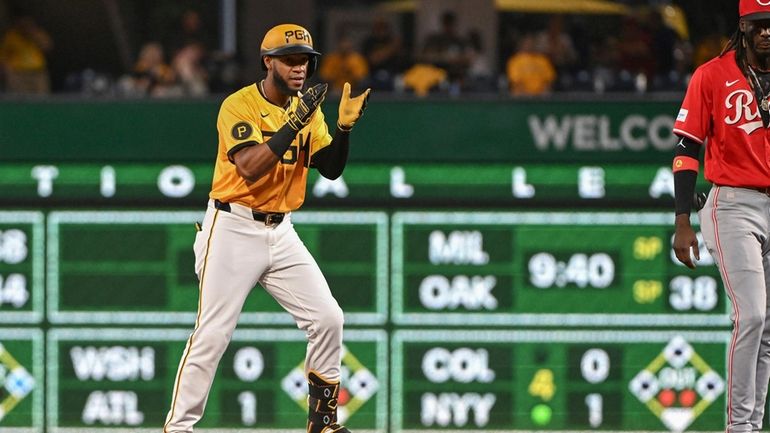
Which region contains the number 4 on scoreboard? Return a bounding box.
[0,273,28,308]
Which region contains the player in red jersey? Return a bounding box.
[673,1,770,431]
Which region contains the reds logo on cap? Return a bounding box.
[740,0,770,20]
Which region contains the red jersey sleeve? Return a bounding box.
[673,66,711,144]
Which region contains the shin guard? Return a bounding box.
[306,372,350,433]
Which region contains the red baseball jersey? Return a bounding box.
[673,50,770,187]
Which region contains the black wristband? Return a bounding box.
[266,123,299,157]
[674,170,698,215]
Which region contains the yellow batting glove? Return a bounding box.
[337,82,371,131]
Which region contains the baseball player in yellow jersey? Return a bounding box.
[163,24,370,433]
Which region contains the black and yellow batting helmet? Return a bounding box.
[260,24,321,76]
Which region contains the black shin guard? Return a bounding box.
[306,372,350,433]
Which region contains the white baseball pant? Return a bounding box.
[163,199,345,432]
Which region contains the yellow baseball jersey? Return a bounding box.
[210,83,332,212]
[0,29,47,71]
[506,52,555,96]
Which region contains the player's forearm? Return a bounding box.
[312,128,350,180]
[233,144,279,182]
[674,170,698,215]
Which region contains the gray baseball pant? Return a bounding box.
[699,185,770,433]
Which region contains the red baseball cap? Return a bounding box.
[741,0,770,20]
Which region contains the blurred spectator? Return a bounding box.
[693,33,728,68]
[402,63,447,97]
[534,15,577,87]
[165,8,238,94]
[648,10,677,75]
[672,40,694,88]
[319,32,369,93]
[588,37,621,93]
[568,17,591,73]
[464,29,494,92]
[166,9,212,58]
[119,42,177,97]
[421,11,469,91]
[206,53,242,94]
[64,68,114,96]
[647,9,682,90]
[615,16,654,92]
[362,18,404,91]
[506,33,556,96]
[0,14,52,94]
[499,25,521,72]
[172,42,208,96]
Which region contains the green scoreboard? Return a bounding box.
[0,203,732,433]
[0,102,735,433]
[2,94,735,432]
[392,212,725,327]
[47,328,387,432]
[44,211,388,325]
[393,330,728,432]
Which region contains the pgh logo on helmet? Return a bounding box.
[261,24,321,76]
[284,29,311,44]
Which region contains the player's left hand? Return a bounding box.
[337,82,371,131]
[673,215,700,269]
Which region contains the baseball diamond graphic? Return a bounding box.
[281,345,379,423]
[629,336,724,432]
[0,342,35,421]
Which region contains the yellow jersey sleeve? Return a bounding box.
[217,93,264,163]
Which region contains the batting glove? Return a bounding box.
[287,83,328,131]
[337,82,371,131]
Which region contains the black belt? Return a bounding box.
[214,199,285,226]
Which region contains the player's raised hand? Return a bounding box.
[287,83,328,131]
[337,82,371,131]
